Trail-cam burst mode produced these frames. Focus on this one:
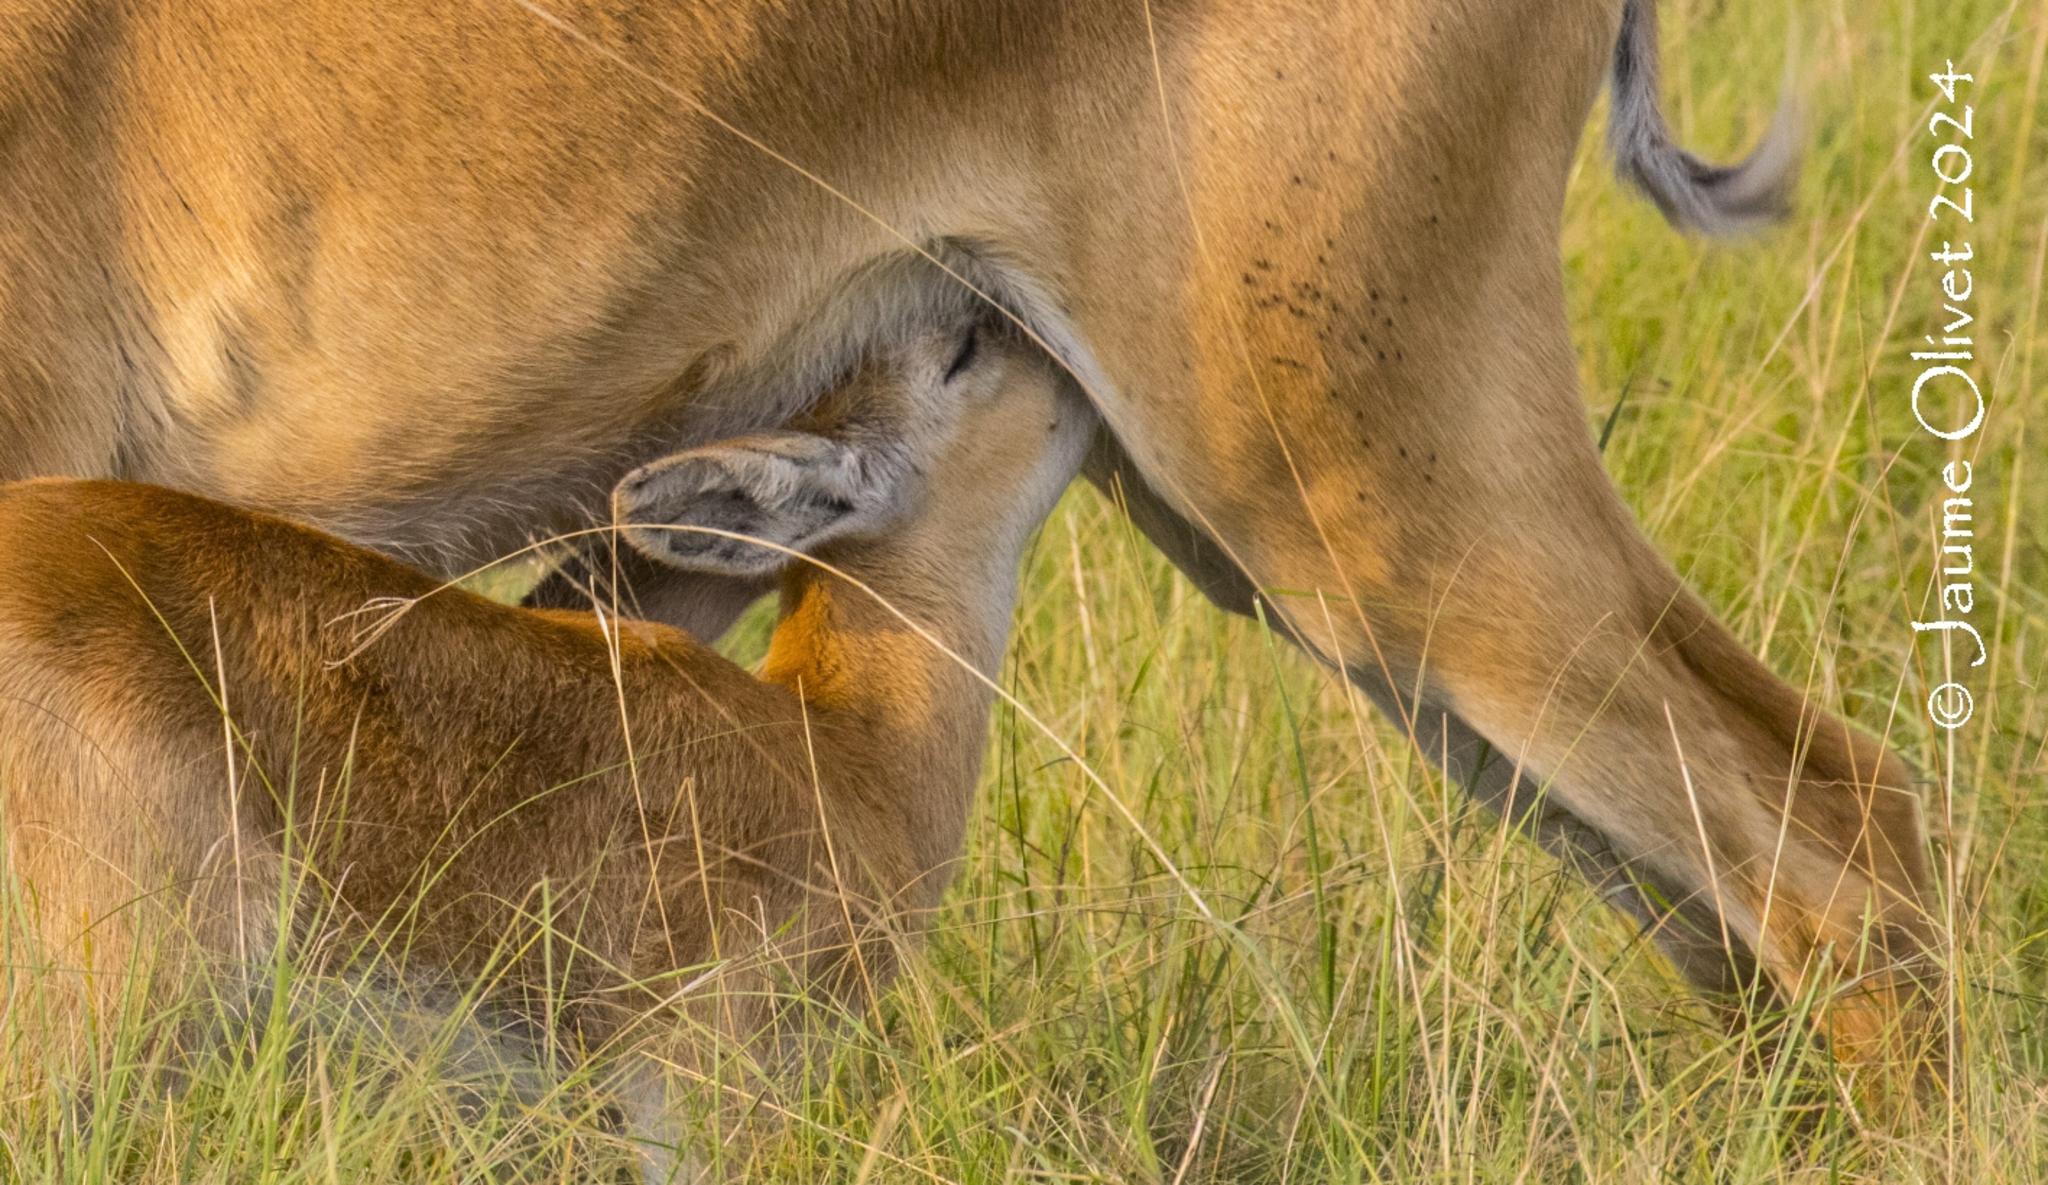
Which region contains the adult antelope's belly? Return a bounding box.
[82,0,769,573]
[135,295,741,575]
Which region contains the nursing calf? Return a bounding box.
[0,319,1087,1166]
[0,0,1938,1092]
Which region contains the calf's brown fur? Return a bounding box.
[0,325,1091,1152]
[0,0,1938,1080]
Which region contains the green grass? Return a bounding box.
[5,0,2046,1180]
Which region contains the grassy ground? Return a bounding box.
[5,0,2046,1181]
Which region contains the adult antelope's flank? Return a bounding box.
[0,1,1936,1076]
[0,321,1092,1166]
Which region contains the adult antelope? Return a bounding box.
[0,317,1089,1175]
[0,1,1934,1071]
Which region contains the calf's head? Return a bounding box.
[612,318,1085,582]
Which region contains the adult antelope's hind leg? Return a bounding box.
[1091,448,1798,1025]
[1391,694,1777,1004]
[1051,0,1938,1099]
[1354,390,1943,1088]
[1084,319,1939,1085]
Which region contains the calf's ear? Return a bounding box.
[611,431,902,578]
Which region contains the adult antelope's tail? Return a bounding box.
[1608,0,1801,236]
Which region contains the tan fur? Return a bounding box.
[0,329,1093,1135]
[0,1,1935,1077]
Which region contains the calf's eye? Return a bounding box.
[942,329,979,384]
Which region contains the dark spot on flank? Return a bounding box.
[218,321,259,412]
[1398,446,1408,459]
[270,178,322,345]
[1290,175,1304,186]
[1242,273,1255,284]
[1252,258,1273,271]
